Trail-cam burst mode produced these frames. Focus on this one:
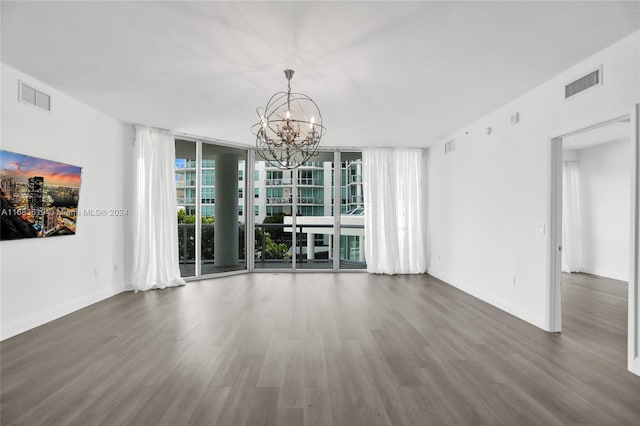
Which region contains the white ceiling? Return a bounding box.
[563,120,630,150]
[2,1,639,147]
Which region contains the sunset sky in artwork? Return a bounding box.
[0,150,82,188]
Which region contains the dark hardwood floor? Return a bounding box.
[1,272,639,425]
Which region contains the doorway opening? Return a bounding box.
[549,105,639,376]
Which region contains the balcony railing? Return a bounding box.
[177,223,247,276]
[266,197,292,205]
[177,221,366,273]
[175,180,196,188]
[266,197,324,205]
[350,175,363,183]
[297,197,323,204]
[297,177,323,186]
[304,161,323,168]
[265,178,293,186]
[177,197,196,205]
[350,195,364,203]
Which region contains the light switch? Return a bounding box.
[536,223,546,235]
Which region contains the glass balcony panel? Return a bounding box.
[254,222,293,270]
[177,223,196,277]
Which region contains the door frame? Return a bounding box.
[548,104,640,376]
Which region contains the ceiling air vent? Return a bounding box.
[19,81,51,111]
[444,139,456,154]
[565,67,601,99]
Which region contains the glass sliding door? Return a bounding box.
[201,144,247,275]
[175,139,248,279]
[250,150,366,272]
[339,152,366,269]
[294,153,335,269]
[254,160,293,270]
[177,143,366,275]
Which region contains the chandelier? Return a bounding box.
[252,69,326,169]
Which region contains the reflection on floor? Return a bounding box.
[179,259,366,277]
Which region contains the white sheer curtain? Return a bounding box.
[562,161,581,273]
[362,148,427,274]
[132,125,185,291]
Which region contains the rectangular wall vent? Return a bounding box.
[565,67,601,99]
[19,81,51,111]
[444,139,456,154]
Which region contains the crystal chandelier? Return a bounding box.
[252,69,326,169]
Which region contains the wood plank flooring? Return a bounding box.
[1,272,639,425]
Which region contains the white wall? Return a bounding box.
[427,31,639,330]
[578,140,630,281]
[1,64,129,339]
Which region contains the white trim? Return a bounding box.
[195,141,202,278]
[548,137,563,332]
[333,150,341,271]
[548,105,640,377]
[628,104,639,376]
[291,169,297,270]
[550,110,629,141]
[428,269,548,330]
[247,149,256,272]
[577,266,628,282]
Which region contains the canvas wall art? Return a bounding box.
[1,150,82,240]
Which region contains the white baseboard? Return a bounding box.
[579,265,628,282]
[1,284,124,341]
[427,268,549,331]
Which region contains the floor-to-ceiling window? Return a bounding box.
[253,150,366,272]
[176,144,365,277]
[294,152,335,269]
[175,139,247,278]
[175,139,197,277]
[254,159,293,270]
[339,152,366,269]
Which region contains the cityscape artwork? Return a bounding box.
[0,150,82,240]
